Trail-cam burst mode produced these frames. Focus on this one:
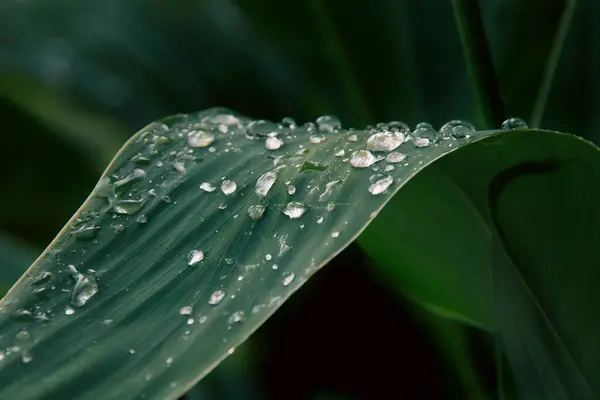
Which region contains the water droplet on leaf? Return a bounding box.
[228,310,245,324]
[200,182,216,192]
[188,130,215,148]
[255,170,278,197]
[350,150,377,168]
[501,117,528,130]
[221,180,237,195]
[265,137,284,150]
[440,120,475,139]
[209,290,226,305]
[385,152,407,163]
[368,174,394,195]
[187,250,205,266]
[247,205,266,220]
[366,131,404,151]
[282,272,295,286]
[283,201,308,219]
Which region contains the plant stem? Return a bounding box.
[529,0,577,128]
[452,0,506,129]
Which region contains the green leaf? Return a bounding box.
[0,109,492,399]
[360,129,600,396]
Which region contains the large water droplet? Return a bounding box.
[283,201,308,219]
[385,152,407,163]
[221,180,237,195]
[501,118,528,130]
[115,168,146,188]
[187,250,205,266]
[440,120,475,139]
[255,170,278,197]
[282,272,295,286]
[188,130,215,148]
[208,290,226,305]
[366,131,404,151]
[265,137,284,150]
[368,174,394,195]
[316,115,341,133]
[228,310,245,324]
[412,123,439,147]
[350,150,377,168]
[246,120,277,139]
[68,265,99,307]
[200,182,216,192]
[247,205,267,220]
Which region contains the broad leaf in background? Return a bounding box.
[361,130,600,396]
[0,109,493,399]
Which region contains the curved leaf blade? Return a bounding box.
[0,109,491,399]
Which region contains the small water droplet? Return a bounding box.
[247,205,266,220]
[385,152,407,163]
[187,318,194,325]
[136,215,148,224]
[316,216,324,224]
[221,180,237,195]
[228,310,245,324]
[218,203,227,210]
[326,203,336,212]
[366,131,404,151]
[166,357,173,366]
[412,123,439,147]
[282,272,295,286]
[278,234,292,257]
[255,170,278,197]
[208,290,226,305]
[265,254,272,261]
[283,201,308,219]
[21,352,32,364]
[188,130,215,147]
[347,134,358,142]
[368,174,394,195]
[316,115,341,133]
[187,250,205,266]
[65,306,75,316]
[501,117,528,130]
[287,185,296,195]
[111,224,125,234]
[440,120,475,139]
[200,182,216,192]
[309,135,326,144]
[334,148,345,157]
[265,137,284,150]
[129,349,136,354]
[331,231,340,238]
[179,306,193,315]
[350,150,377,168]
[199,315,208,323]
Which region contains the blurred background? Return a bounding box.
[0,0,596,398]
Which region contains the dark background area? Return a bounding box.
[0,0,596,398]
